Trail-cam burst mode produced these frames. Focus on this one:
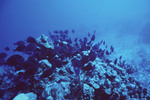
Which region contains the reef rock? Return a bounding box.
[13,92,37,100]
[0,30,150,100]
[36,34,54,49]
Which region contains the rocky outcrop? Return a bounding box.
[0,30,149,100]
[13,92,37,100]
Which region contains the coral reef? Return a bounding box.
[0,30,150,100]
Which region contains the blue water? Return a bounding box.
[0,0,150,99]
[0,0,150,50]
[1,0,150,63]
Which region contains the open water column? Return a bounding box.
[0,0,150,99]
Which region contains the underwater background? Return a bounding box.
[0,0,150,99]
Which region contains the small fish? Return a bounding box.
[106,59,111,64]
[110,46,114,52]
[97,49,104,57]
[4,47,10,51]
[119,56,122,60]
[122,60,126,64]
[14,45,26,52]
[94,30,96,33]
[88,51,97,61]
[83,37,88,44]
[91,34,95,41]
[105,45,107,48]
[0,52,7,58]
[64,29,69,34]
[66,37,72,44]
[14,41,25,46]
[97,48,102,53]
[74,38,78,42]
[103,41,105,45]
[79,39,82,43]
[26,36,36,43]
[106,50,109,55]
[7,54,24,66]
[24,43,37,52]
[92,42,101,51]
[59,30,63,34]
[100,40,103,44]
[88,33,91,37]
[114,58,117,65]
[72,29,75,33]
[24,65,38,76]
[53,30,58,34]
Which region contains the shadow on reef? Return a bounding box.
[0,29,150,100]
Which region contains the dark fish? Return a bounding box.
[24,65,38,76]
[14,45,26,52]
[106,59,111,64]
[91,34,95,41]
[59,70,64,75]
[79,39,82,43]
[22,58,38,69]
[14,41,25,46]
[50,58,62,68]
[88,51,97,61]
[114,58,117,65]
[64,29,69,34]
[123,60,126,64]
[7,54,24,66]
[59,30,63,34]
[97,48,102,53]
[97,50,103,58]
[100,40,103,43]
[0,58,5,65]
[82,55,89,64]
[110,46,114,52]
[0,52,7,58]
[119,56,122,60]
[74,38,78,42]
[106,50,109,55]
[4,47,10,51]
[40,68,54,78]
[92,42,101,51]
[24,43,37,52]
[88,33,91,37]
[26,36,36,43]
[103,41,105,45]
[105,45,107,48]
[72,58,84,67]
[54,30,58,34]
[66,37,72,44]
[83,37,88,44]
[94,30,96,33]
[51,35,59,41]
[72,29,75,33]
